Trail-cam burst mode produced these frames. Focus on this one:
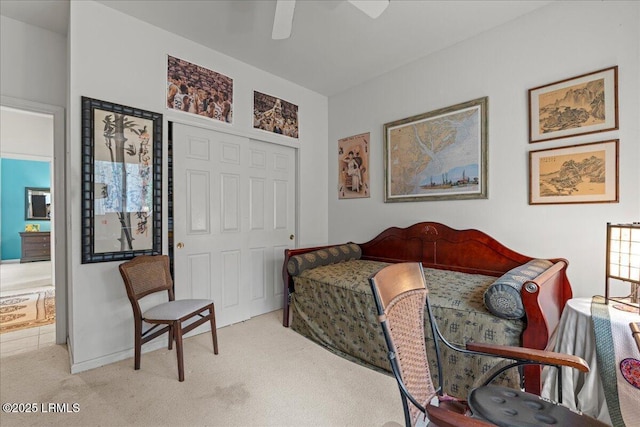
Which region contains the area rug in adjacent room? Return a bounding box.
[0,290,55,333]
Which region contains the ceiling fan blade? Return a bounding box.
[348,0,389,19]
[272,0,296,40]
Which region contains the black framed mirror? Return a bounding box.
[25,187,51,220]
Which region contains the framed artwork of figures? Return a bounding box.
[253,91,299,139]
[338,132,370,199]
[167,55,233,124]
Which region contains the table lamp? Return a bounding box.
[605,222,640,313]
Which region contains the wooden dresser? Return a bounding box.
[20,231,51,263]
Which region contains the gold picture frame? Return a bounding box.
[384,97,488,202]
[528,66,618,143]
[529,139,619,205]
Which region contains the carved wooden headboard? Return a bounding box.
[359,222,536,277]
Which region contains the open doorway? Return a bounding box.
[0,106,55,356]
[0,98,67,356]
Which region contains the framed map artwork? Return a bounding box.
[529,139,618,205]
[338,132,370,199]
[383,97,488,202]
[529,66,618,143]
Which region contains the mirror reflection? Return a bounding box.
[25,187,51,220]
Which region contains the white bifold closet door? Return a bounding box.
[172,123,296,328]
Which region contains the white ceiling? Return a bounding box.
[0,0,553,96]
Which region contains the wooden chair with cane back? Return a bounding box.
[369,262,609,427]
[118,254,218,381]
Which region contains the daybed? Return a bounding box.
[281,222,572,397]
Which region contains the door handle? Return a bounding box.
[177,242,184,249]
[289,234,295,240]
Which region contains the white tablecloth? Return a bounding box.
[541,297,640,426]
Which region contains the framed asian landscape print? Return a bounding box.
[384,97,488,202]
[81,97,162,263]
[529,66,618,143]
[529,139,618,205]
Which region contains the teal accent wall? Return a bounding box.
[1,158,51,260]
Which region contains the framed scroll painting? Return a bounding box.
[81,97,162,263]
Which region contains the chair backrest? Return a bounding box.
[119,255,174,304]
[369,262,437,427]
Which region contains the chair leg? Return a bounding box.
[174,321,185,382]
[209,304,219,355]
[168,325,173,350]
[134,323,142,370]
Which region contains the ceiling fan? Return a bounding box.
[272,0,390,40]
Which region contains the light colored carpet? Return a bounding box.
[0,310,404,426]
[0,290,55,333]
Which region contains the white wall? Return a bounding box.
[0,107,53,159]
[0,16,67,107]
[0,17,68,346]
[328,1,640,299]
[68,1,328,371]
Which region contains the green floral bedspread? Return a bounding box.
[290,259,523,398]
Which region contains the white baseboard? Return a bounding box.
[69,326,212,374]
[70,340,167,374]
